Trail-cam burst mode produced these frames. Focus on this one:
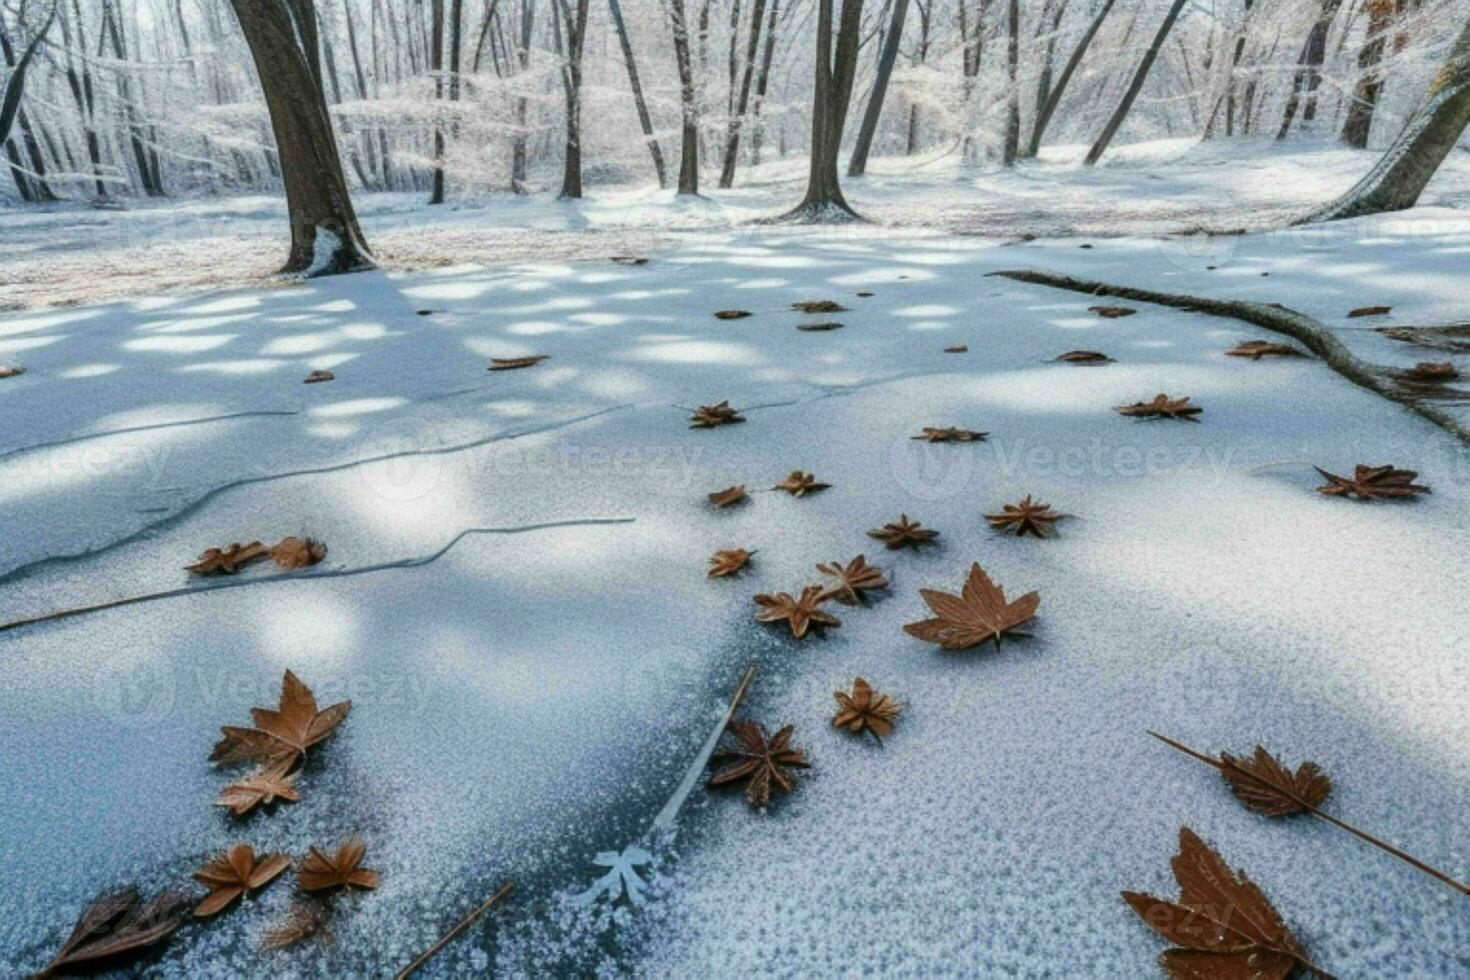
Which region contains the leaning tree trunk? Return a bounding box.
[1341,0,1397,148]
[719,0,769,188]
[557,0,591,199]
[1307,15,1470,222]
[608,0,668,188]
[227,0,373,275]
[1028,0,1118,158]
[0,6,55,150]
[669,0,701,194]
[847,0,908,177]
[1084,0,1186,166]
[783,0,865,220]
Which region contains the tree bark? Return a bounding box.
[1002,0,1020,166]
[1307,15,1470,221]
[556,0,591,199]
[783,0,865,220]
[1341,0,1397,147]
[430,0,446,203]
[1028,0,1117,158]
[717,0,769,187]
[1084,0,1186,166]
[1278,0,1345,139]
[847,0,907,176]
[0,6,55,152]
[608,0,668,188]
[750,0,782,165]
[668,0,701,194]
[512,0,533,192]
[227,0,373,275]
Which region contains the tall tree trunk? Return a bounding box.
[56,2,107,198]
[1341,0,1398,147]
[720,0,770,187]
[227,0,373,275]
[669,0,701,194]
[1278,0,1345,139]
[556,0,591,199]
[429,0,446,202]
[101,1,164,195]
[783,0,865,220]
[1084,0,1187,166]
[1002,0,1020,165]
[1307,15,1470,221]
[1028,0,1118,158]
[0,6,55,151]
[512,0,533,192]
[608,0,668,187]
[750,0,782,165]
[1023,0,1066,158]
[958,0,986,162]
[847,0,907,176]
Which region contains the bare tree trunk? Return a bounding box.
[1084,0,1186,166]
[1341,0,1398,147]
[905,0,931,154]
[783,0,865,220]
[1307,15,1470,221]
[512,0,533,192]
[847,0,907,176]
[227,0,373,275]
[751,0,782,165]
[56,2,107,199]
[1278,0,1345,139]
[556,0,591,199]
[1002,0,1020,165]
[1028,0,1118,158]
[101,1,164,195]
[430,0,446,202]
[608,0,668,187]
[958,0,986,162]
[720,0,770,187]
[0,6,55,151]
[669,0,701,194]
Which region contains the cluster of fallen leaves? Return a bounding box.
[186,536,327,577]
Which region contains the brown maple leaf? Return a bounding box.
[708,548,754,578]
[904,562,1039,651]
[690,401,745,428]
[269,536,327,570]
[708,484,748,508]
[985,496,1065,538]
[714,309,752,320]
[832,677,902,741]
[193,844,290,918]
[816,555,889,605]
[261,899,334,951]
[38,889,187,977]
[1347,304,1391,318]
[708,720,811,807]
[1122,827,1327,980]
[303,370,335,383]
[0,364,25,379]
[867,514,939,549]
[215,762,300,816]
[792,299,847,314]
[1314,464,1429,500]
[1115,393,1202,421]
[753,585,840,638]
[943,344,968,353]
[210,670,351,769]
[186,541,268,576]
[1090,305,1137,318]
[912,426,987,443]
[488,355,548,371]
[1054,350,1113,364]
[796,321,844,332]
[1225,340,1304,360]
[299,837,379,892]
[773,470,829,497]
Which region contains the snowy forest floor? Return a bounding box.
[1,140,1467,977]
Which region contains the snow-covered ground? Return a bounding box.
[1,144,1467,976]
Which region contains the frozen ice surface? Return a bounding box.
[1,165,1468,975]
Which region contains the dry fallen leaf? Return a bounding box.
[714,309,752,320]
[754,585,840,638]
[611,255,648,265]
[1115,393,1202,421]
[904,562,1039,651]
[912,426,987,443]
[943,344,968,353]
[797,321,844,332]
[193,844,291,918]
[303,370,335,383]
[1225,340,1303,360]
[1090,305,1137,318]
[299,837,379,892]
[690,401,745,428]
[1314,464,1429,500]
[210,670,351,769]
[832,678,902,741]
[1348,305,1392,318]
[708,484,747,508]
[708,720,811,807]
[1122,827,1326,980]
[1,364,28,379]
[488,355,548,371]
[1054,350,1113,364]
[773,470,829,497]
[261,899,333,951]
[1404,361,1458,382]
[856,291,875,298]
[269,536,327,570]
[708,548,753,578]
[215,762,300,816]
[792,299,847,314]
[816,555,888,605]
[868,514,939,549]
[186,541,268,576]
[985,496,1065,538]
[39,889,187,977]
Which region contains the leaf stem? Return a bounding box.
[1148,732,1469,896]
[393,881,513,980]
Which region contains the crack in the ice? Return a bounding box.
[0,403,640,588]
[0,517,638,635]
